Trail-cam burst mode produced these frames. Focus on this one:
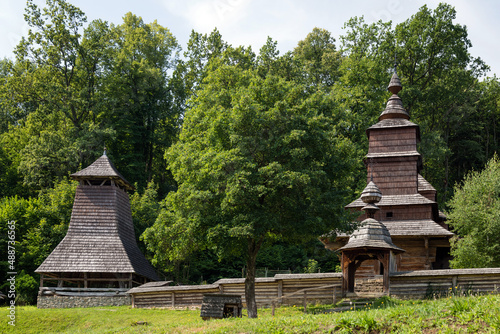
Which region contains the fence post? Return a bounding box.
[303,291,307,312]
[333,287,337,305]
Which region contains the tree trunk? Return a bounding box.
[245,238,263,318]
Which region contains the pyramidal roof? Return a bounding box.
[71,151,133,191]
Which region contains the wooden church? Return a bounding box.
[321,71,454,276]
[36,151,159,291]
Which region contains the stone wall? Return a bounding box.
[355,277,383,294]
[37,295,131,309]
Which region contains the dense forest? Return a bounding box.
[1,0,499,305]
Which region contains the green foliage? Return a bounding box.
[337,4,493,205]
[447,155,500,268]
[15,271,39,305]
[293,27,340,89]
[303,259,319,274]
[145,65,355,258]
[131,181,161,255]
[0,179,76,304]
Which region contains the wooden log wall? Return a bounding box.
[128,269,500,309]
[390,269,500,299]
[352,238,447,277]
[132,287,219,309]
[219,280,279,306]
[278,274,342,305]
[129,274,343,309]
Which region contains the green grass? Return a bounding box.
[1,294,499,333]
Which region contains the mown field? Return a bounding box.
[1,294,499,333]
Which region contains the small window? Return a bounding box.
[386,212,393,219]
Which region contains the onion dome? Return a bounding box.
[361,181,382,218]
[361,181,382,204]
[379,72,410,121]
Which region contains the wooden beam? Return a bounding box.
[278,280,283,304]
[41,277,135,282]
[383,253,390,294]
[424,237,430,269]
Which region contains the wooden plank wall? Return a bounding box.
[370,160,418,196]
[368,128,417,155]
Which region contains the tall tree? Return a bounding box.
[447,155,500,268]
[293,27,341,90]
[143,57,356,317]
[15,0,108,129]
[101,13,180,194]
[3,0,113,193]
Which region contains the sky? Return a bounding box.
[0,0,499,77]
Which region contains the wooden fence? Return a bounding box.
[128,273,342,309]
[390,268,500,299]
[128,269,500,309]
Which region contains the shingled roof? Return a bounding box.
[71,152,133,191]
[346,194,436,208]
[418,174,436,192]
[36,185,159,281]
[335,219,453,239]
[36,153,158,282]
[338,218,405,253]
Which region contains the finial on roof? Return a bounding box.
[394,51,398,74]
[361,180,382,218]
[103,146,107,156]
[388,71,402,95]
[388,51,402,95]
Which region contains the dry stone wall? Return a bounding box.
[37,295,131,309]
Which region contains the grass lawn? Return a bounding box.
[1,294,499,333]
